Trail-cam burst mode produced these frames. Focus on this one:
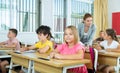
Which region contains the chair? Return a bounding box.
[85,48,98,73]
[94,49,98,71]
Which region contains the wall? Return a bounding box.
[108,0,120,28]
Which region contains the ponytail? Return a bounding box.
[113,32,119,42]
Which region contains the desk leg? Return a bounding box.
[63,64,84,73]
[63,67,67,73]
[32,61,35,73]
[9,59,13,73]
[116,57,120,73]
[28,60,32,73]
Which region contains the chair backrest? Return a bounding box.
[93,49,98,71]
[85,48,98,72]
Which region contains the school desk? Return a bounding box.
[7,51,90,73]
[98,51,120,73]
[0,50,11,59]
[0,49,11,60]
[0,47,14,50]
[31,52,90,73]
[7,51,34,73]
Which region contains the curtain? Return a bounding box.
[93,0,108,37]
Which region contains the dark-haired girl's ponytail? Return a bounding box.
[114,35,119,43]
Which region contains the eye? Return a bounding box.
[64,33,67,35]
[38,33,42,36]
[69,33,73,35]
[86,20,90,22]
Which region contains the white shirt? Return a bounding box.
[100,40,119,49]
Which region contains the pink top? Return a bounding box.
[57,43,88,73]
[4,38,20,50]
[57,43,85,55]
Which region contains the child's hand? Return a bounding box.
[37,49,41,53]
[37,49,45,54]
[50,52,55,58]
[54,53,62,59]
[20,48,25,52]
[20,47,28,52]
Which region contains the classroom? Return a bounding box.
[0,0,120,73]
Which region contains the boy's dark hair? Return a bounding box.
[9,28,18,36]
[36,25,51,37]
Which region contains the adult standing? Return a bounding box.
[78,13,96,46]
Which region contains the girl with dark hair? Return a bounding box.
[21,25,53,54]
[96,29,120,73]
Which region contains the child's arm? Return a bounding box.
[37,45,50,53]
[21,45,36,51]
[54,49,84,60]
[106,45,120,52]
[50,48,59,58]
[1,43,17,48]
[94,44,103,50]
[0,42,6,45]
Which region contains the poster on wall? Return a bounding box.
[112,12,120,35]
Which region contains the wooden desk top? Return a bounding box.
[98,51,120,57]
[32,57,90,67]
[0,47,14,50]
[32,52,90,67]
[7,51,90,68]
[6,51,33,60]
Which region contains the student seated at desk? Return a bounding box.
[50,26,88,73]
[93,30,104,44]
[95,29,120,73]
[21,25,53,54]
[0,28,20,73]
[19,25,54,73]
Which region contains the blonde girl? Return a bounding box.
[50,25,88,73]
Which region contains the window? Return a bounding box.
[53,0,94,43]
[0,0,40,32]
[71,0,94,27]
[53,0,66,43]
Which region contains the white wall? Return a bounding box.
[108,0,120,28]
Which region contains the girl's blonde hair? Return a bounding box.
[64,25,80,44]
